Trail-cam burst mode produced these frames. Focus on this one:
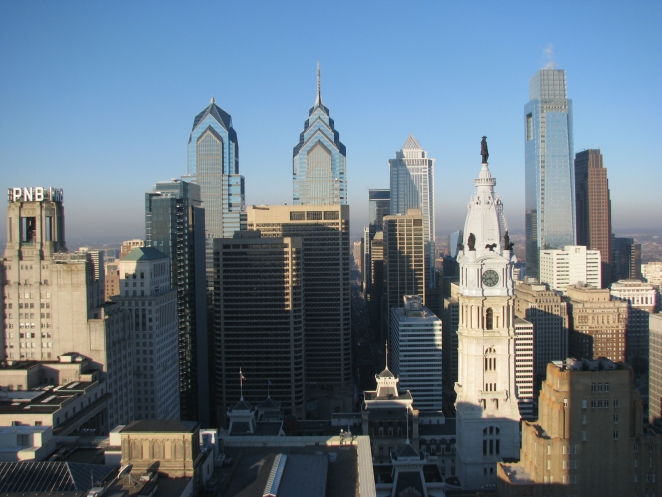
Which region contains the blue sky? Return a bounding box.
[1,1,660,241]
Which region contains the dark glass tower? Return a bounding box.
[145,179,209,424]
[575,149,612,286]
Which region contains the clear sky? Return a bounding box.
[1,1,660,242]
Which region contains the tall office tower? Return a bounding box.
[514,318,534,419]
[449,230,464,259]
[383,210,425,346]
[610,279,657,366]
[524,69,575,279]
[390,295,442,410]
[442,281,460,395]
[370,231,385,340]
[389,136,436,289]
[498,359,662,496]
[292,63,347,206]
[77,247,105,284]
[566,284,628,363]
[352,241,362,270]
[145,179,208,424]
[1,187,133,431]
[650,313,662,430]
[575,149,612,286]
[515,280,569,380]
[120,239,144,259]
[364,190,390,294]
[183,97,245,287]
[104,260,120,301]
[213,231,304,424]
[454,154,521,490]
[247,205,350,388]
[539,245,601,293]
[113,248,179,420]
[612,236,642,281]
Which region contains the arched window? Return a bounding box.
[486,308,494,330]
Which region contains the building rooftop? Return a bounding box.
[0,381,101,416]
[122,246,168,262]
[499,462,533,485]
[0,461,117,493]
[121,420,199,434]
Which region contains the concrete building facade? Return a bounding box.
[390,295,442,411]
[1,187,133,430]
[650,313,662,431]
[539,245,601,293]
[113,247,179,421]
[515,280,569,379]
[610,279,657,366]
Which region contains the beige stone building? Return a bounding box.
[115,420,213,495]
[104,260,120,301]
[498,358,662,496]
[566,284,628,363]
[515,279,569,379]
[1,187,134,431]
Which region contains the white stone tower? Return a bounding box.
[454,146,521,490]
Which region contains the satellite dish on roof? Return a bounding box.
[118,464,133,478]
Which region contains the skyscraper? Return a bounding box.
[145,179,208,424]
[183,97,245,287]
[292,63,346,205]
[612,236,642,281]
[1,187,134,431]
[383,209,425,346]
[365,189,390,334]
[524,69,575,279]
[390,295,442,410]
[650,313,662,430]
[575,149,612,286]
[247,205,351,389]
[539,245,601,292]
[389,136,436,289]
[114,247,180,421]
[454,153,521,490]
[213,231,305,424]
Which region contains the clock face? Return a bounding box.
[483,269,500,287]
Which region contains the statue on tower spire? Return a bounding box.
[481,136,489,164]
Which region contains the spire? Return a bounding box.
[210,95,215,105]
[385,340,389,371]
[315,60,323,106]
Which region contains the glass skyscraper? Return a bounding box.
[293,63,347,205]
[389,135,436,289]
[145,179,209,425]
[524,69,575,279]
[183,97,246,287]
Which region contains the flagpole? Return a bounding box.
[240,368,244,400]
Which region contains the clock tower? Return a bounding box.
[454,142,521,490]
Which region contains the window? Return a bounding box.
[613,431,619,440]
[614,399,619,408]
[582,431,587,441]
[591,400,596,408]
[605,383,609,392]
[613,414,619,423]
[486,308,494,330]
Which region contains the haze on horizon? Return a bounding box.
[1,2,660,241]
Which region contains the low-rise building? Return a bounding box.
[0,425,56,462]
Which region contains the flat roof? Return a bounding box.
[121,420,199,433]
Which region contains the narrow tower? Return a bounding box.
[454,139,521,490]
[293,62,347,205]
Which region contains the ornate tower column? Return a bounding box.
[454,140,521,490]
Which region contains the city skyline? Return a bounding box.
[0,2,660,242]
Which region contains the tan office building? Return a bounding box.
[566,284,628,363]
[499,358,662,496]
[515,280,569,378]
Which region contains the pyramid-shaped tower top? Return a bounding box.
[191,96,233,132]
[402,134,422,150]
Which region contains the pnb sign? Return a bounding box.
[7,187,64,203]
